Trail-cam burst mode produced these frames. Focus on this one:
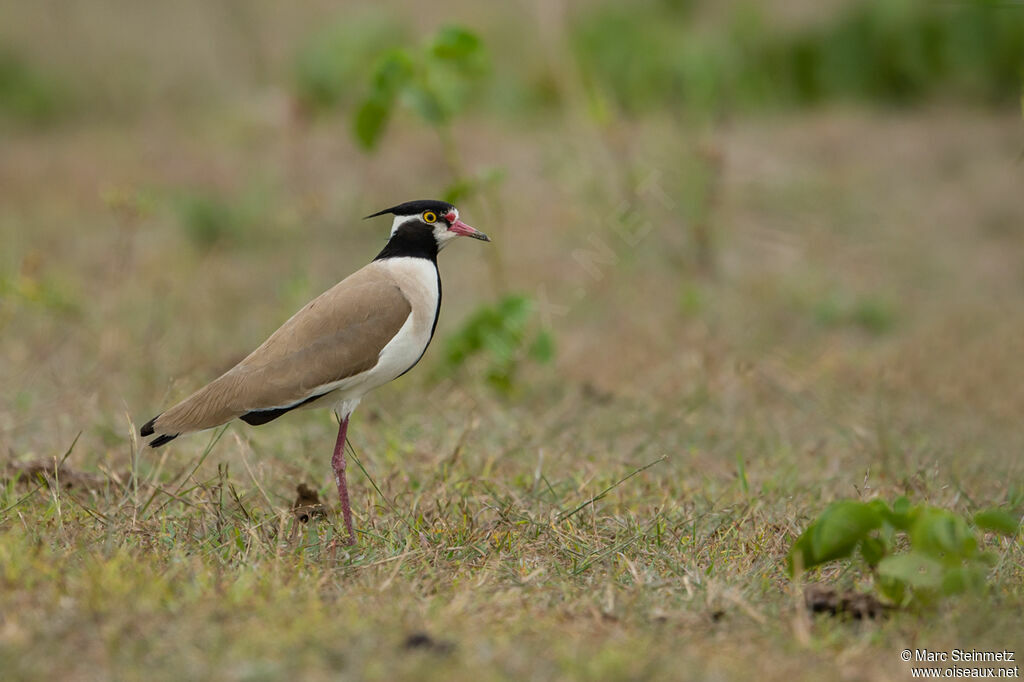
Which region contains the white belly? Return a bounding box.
[322,257,439,416]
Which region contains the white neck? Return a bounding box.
[390,215,408,237]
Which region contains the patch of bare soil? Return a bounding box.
[402,632,455,655]
[804,584,889,620]
[3,460,113,493]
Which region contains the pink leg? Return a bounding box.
[330,415,356,545]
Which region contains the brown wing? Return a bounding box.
[146,265,411,438]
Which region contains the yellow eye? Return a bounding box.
[422,211,437,223]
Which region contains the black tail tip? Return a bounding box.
[140,414,176,447]
[148,433,179,448]
[140,415,158,437]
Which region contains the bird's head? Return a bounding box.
[366,199,489,251]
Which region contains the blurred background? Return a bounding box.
[1,0,1022,490]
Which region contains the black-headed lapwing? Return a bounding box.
[140,200,489,545]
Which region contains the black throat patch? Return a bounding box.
[374,223,439,262]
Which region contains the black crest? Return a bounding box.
[364,199,454,219]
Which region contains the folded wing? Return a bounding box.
[142,268,411,444]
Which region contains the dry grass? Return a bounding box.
[2,2,1024,680]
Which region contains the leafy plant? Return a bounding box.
[0,270,80,316]
[292,15,407,115]
[812,292,898,335]
[174,191,260,250]
[352,25,487,153]
[439,166,506,205]
[572,0,1024,118]
[351,24,505,287]
[788,497,1020,606]
[439,294,554,395]
[0,50,68,126]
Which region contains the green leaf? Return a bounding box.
[371,50,415,96]
[430,26,483,63]
[940,565,987,596]
[441,167,506,204]
[528,330,556,364]
[498,295,531,322]
[973,509,1020,537]
[910,507,976,559]
[404,85,448,125]
[353,96,392,150]
[349,26,487,151]
[788,534,813,575]
[859,535,887,567]
[883,495,913,530]
[876,572,907,605]
[292,17,407,113]
[440,294,553,393]
[810,501,883,561]
[976,550,998,566]
[352,49,414,149]
[877,551,944,591]
[867,498,890,516]
[787,500,882,574]
[442,178,474,204]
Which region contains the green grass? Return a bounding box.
[2,401,1021,681]
[2,109,1023,679]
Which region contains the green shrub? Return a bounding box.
[571,3,741,116]
[0,50,68,126]
[353,24,487,150]
[0,259,81,315]
[440,294,555,395]
[572,0,1024,116]
[293,15,407,115]
[812,292,897,335]
[175,193,249,250]
[789,497,1020,606]
[765,0,1024,107]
